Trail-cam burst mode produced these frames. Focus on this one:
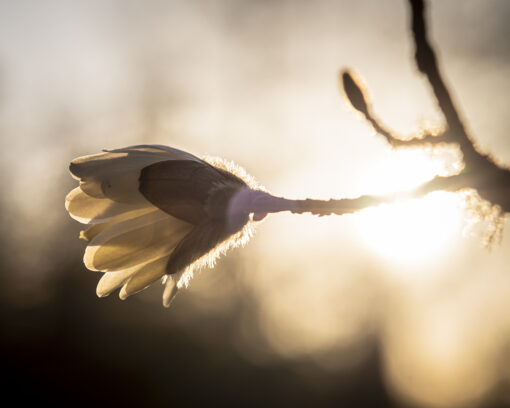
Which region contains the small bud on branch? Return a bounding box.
[341,71,370,117]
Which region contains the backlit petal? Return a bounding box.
[96,266,140,298]
[70,147,199,203]
[162,276,179,307]
[65,187,151,224]
[119,256,170,299]
[84,210,193,272]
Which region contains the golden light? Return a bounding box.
[383,305,497,408]
[354,149,463,265]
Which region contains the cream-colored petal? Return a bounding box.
[79,180,105,199]
[84,210,192,272]
[79,207,157,242]
[65,187,151,224]
[69,147,202,203]
[162,276,179,308]
[119,256,170,299]
[98,168,144,204]
[96,266,140,298]
[106,145,202,162]
[69,151,125,181]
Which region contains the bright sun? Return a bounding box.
[354,149,463,265]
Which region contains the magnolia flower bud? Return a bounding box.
[65,145,265,307]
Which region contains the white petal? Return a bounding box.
[162,276,179,307]
[119,256,170,299]
[105,145,202,162]
[65,187,151,224]
[79,207,158,242]
[84,210,192,272]
[70,149,193,203]
[96,266,140,298]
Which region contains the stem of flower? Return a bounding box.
[250,173,471,217]
[250,192,400,217]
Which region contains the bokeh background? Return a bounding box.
[1,0,510,406]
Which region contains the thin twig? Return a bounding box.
[410,0,488,169]
[339,0,510,214]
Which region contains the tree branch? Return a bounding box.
[338,0,510,214]
[410,0,486,168]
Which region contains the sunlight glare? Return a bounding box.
[356,194,462,264]
[354,150,462,265]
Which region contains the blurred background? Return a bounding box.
[1,0,510,406]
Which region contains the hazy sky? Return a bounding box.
[1,1,510,407]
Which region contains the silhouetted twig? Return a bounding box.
[339,0,510,215]
[231,0,510,221]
